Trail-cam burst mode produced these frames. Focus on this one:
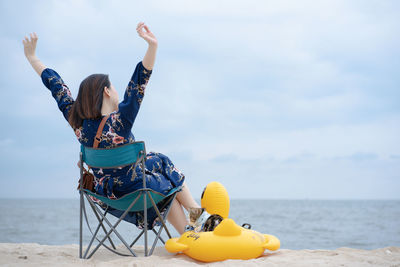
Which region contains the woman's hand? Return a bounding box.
[22,32,46,76]
[136,22,158,46]
[23,32,38,60]
[137,22,157,70]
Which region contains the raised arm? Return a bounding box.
[137,22,158,70]
[117,23,157,128]
[23,32,46,76]
[23,32,74,123]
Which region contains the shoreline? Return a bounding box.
[1,243,399,266]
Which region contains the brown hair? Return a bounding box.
[68,74,110,129]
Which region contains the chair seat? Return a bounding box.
[84,187,181,212]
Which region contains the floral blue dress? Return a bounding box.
[41,61,185,228]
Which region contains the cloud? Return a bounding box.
[0,138,14,147]
[1,0,399,198]
[333,152,379,162]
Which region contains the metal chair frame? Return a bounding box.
[78,141,178,259]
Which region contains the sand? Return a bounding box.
[0,243,399,267]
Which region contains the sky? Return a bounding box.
[0,0,399,199]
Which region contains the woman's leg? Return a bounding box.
[167,182,200,234]
[167,199,188,234]
[176,182,200,210]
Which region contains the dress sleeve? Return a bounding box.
[118,61,152,128]
[41,68,74,122]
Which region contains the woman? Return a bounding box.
[23,22,199,234]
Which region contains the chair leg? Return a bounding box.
[81,195,120,256]
[146,191,172,238]
[81,194,140,257]
[130,229,145,247]
[79,190,83,259]
[152,228,165,244]
[85,193,141,258]
[79,152,84,259]
[149,225,164,256]
[142,158,148,257]
[88,205,116,250]
[83,214,104,258]
[143,194,148,256]
[83,202,111,259]
[148,193,178,255]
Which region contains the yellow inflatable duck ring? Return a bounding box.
[200,181,230,218]
[165,218,280,262]
[165,181,280,262]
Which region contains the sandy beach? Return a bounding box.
[0,243,399,267]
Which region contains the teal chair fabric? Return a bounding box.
[84,187,181,212]
[81,142,145,168]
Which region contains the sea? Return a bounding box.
[0,199,399,250]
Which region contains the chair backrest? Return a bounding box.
[81,141,146,168]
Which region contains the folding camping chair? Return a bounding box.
[78,141,181,259]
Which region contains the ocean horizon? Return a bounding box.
[1,198,399,250]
